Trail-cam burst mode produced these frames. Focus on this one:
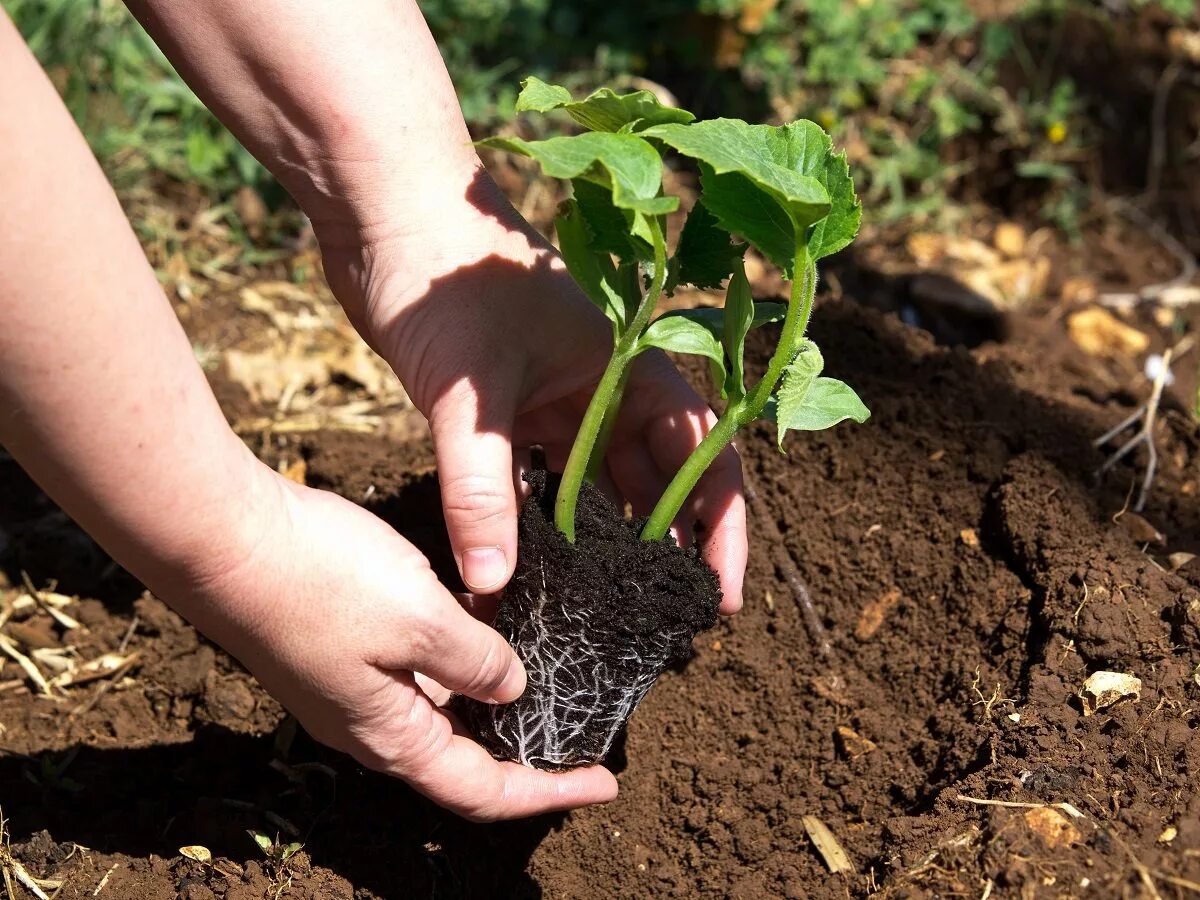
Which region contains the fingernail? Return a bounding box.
[462,547,507,592]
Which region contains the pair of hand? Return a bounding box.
[180,168,747,822]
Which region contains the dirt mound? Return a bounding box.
[1,299,1196,898]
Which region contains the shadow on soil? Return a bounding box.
[1,724,564,899]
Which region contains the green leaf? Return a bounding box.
[554,199,625,333]
[248,831,273,854]
[722,264,755,401]
[774,341,826,448]
[515,77,573,113]
[573,179,652,262]
[672,200,745,292]
[637,314,726,384]
[778,378,871,435]
[652,302,786,340]
[807,144,861,261]
[515,76,695,133]
[643,119,834,272]
[644,300,785,397]
[477,132,677,215]
[773,342,869,446]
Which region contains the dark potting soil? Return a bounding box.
[458,470,721,770]
[0,299,1198,898]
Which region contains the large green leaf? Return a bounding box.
[516,76,695,133]
[671,200,745,292]
[643,119,833,272]
[554,199,624,333]
[477,133,677,215]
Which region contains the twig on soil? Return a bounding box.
[1110,829,1165,900]
[68,653,140,717]
[19,572,81,631]
[955,795,1085,819]
[1093,338,1193,512]
[92,863,119,896]
[0,633,55,698]
[743,472,833,658]
[801,816,855,874]
[117,616,139,654]
[1098,199,1199,309]
[1147,61,1184,200]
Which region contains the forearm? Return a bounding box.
[125,0,493,239]
[0,15,268,595]
[124,0,549,341]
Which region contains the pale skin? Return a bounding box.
[0,2,747,820]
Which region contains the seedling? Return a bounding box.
[249,830,304,899]
[479,77,868,543]
[464,79,868,769]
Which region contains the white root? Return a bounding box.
[479,570,688,769]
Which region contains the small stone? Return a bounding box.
[1117,513,1165,545]
[1024,807,1081,848]
[835,726,877,758]
[1079,671,1142,716]
[1061,276,1097,304]
[993,222,1027,258]
[855,589,902,640]
[960,528,981,549]
[1067,308,1149,357]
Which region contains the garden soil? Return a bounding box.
[1,298,1198,898]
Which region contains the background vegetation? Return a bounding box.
[4,0,1197,236]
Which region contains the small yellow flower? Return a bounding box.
[1047,121,1067,144]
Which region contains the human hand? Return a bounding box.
[316,170,748,610]
[174,471,618,821]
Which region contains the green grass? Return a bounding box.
[5,0,1194,235]
[4,0,267,198]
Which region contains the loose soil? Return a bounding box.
[1,295,1198,899]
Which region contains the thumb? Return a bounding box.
[430,390,519,594]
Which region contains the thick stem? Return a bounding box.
[641,248,815,542]
[585,367,630,484]
[554,220,669,541]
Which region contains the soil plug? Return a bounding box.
[459,78,866,769]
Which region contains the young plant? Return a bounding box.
[462,78,868,770]
[479,77,868,543]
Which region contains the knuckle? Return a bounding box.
[439,473,512,527]
[460,634,513,696]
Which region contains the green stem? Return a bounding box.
[554,219,670,541]
[585,367,629,484]
[641,247,816,542]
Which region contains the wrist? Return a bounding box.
[137,445,285,614]
[314,166,562,353]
